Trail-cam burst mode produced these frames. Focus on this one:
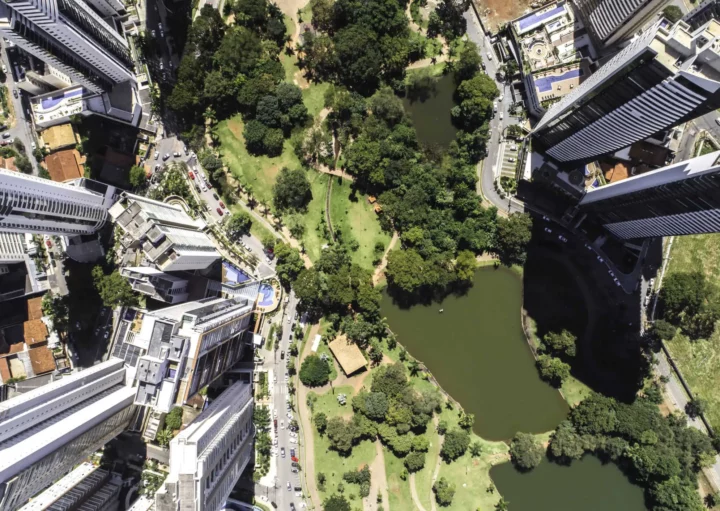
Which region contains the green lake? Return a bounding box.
[402,72,458,149]
[380,266,568,441]
[492,457,646,511]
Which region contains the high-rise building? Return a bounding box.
[0,169,116,236]
[532,18,720,165]
[0,0,135,95]
[109,194,220,272]
[574,0,670,47]
[111,296,254,418]
[119,267,189,304]
[0,359,136,511]
[19,462,122,511]
[579,150,720,238]
[683,0,720,31]
[154,381,254,511]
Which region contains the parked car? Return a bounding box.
[173,151,180,157]
[1,64,6,74]
[154,151,159,160]
[281,447,285,458]
[2,132,10,139]
[188,171,195,180]
[12,89,17,99]
[154,164,160,172]
[151,30,156,37]
[216,207,223,216]
[163,153,170,161]
[212,192,219,200]
[219,201,226,209]
[487,52,493,61]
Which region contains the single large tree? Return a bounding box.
[273,167,312,212]
[495,213,532,266]
[509,432,544,471]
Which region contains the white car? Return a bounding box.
[1,64,6,73]
[280,421,284,430]
[289,438,297,444]
[499,94,504,101]
[487,52,493,61]
[201,183,207,192]
[31,142,36,150]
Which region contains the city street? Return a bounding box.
[463,9,523,214]
[255,291,305,510]
[0,44,39,174]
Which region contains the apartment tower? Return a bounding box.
[574,0,670,47]
[532,18,720,165]
[579,150,720,238]
[0,360,135,510]
[0,169,114,236]
[0,0,135,94]
[155,381,254,511]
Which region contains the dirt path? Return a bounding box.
[407,54,449,70]
[372,232,399,285]
[297,323,323,509]
[365,441,390,511]
[409,473,429,511]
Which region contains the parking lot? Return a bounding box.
[499,140,520,178]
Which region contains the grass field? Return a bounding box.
[298,171,330,262]
[216,115,302,206]
[328,178,391,271]
[307,385,377,502]
[664,233,720,431]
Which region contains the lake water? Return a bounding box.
[492,457,646,511]
[402,72,458,149]
[380,266,568,441]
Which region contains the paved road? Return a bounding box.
[261,292,305,510]
[464,9,523,214]
[0,45,38,174]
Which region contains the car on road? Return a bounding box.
[716,117,720,127]
[219,201,226,209]
[499,94,504,101]
[31,141,36,150]
[290,504,296,511]
[2,133,10,139]
[163,153,170,161]
[154,151,159,160]
[1,64,5,74]
[159,26,164,38]
[544,227,552,234]
[596,255,603,263]
[173,151,180,157]
[216,207,223,216]
[154,164,160,173]
[188,171,195,180]
[558,235,567,243]
[151,30,156,37]
[287,482,291,491]
[499,112,504,120]
[12,89,17,99]
[487,52,493,61]
[212,192,219,200]
[281,447,285,458]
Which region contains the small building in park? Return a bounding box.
[328,336,367,376]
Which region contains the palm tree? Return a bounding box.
[156,427,173,447]
[408,358,421,376]
[495,498,509,511]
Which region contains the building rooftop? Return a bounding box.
[28,346,55,375]
[41,124,77,151]
[27,296,43,321]
[23,319,48,346]
[45,149,83,182]
[328,336,367,376]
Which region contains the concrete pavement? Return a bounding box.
[0,45,39,174]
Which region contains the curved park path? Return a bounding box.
[366,441,390,511]
[297,323,323,509]
[410,416,442,511]
[372,233,399,285]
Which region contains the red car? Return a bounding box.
[219,201,226,209]
[188,171,195,180]
[45,240,52,248]
[216,208,224,216]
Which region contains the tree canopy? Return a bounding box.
[91,266,139,308]
[509,432,544,471]
[299,354,331,387]
[273,167,312,212]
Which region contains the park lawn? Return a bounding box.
[216,115,303,206]
[434,403,510,511]
[298,171,330,262]
[315,338,339,382]
[302,82,330,120]
[329,177,391,271]
[664,233,720,431]
[384,449,415,510]
[281,16,298,82]
[666,330,720,431]
[308,386,377,501]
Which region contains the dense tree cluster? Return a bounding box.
[509,432,544,471]
[547,392,716,511]
[451,71,497,162]
[298,0,414,94]
[167,3,308,154]
[225,211,253,241]
[91,266,139,308]
[440,428,470,461]
[272,166,312,212]
[432,476,456,507]
[298,354,331,386]
[320,362,443,456]
[342,465,371,497]
[659,271,720,340]
[535,329,577,387]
